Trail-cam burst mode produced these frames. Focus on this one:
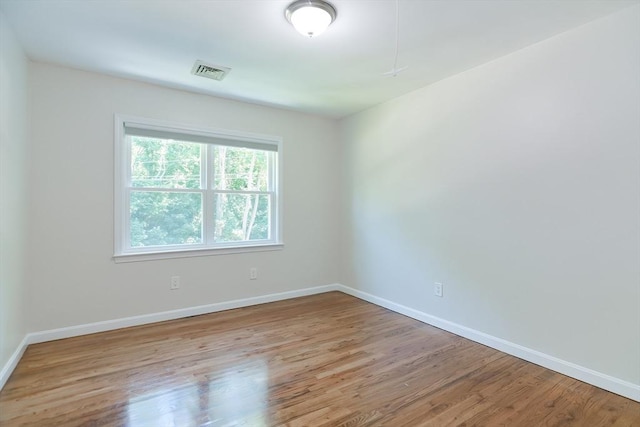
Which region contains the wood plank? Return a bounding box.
[1,292,638,426]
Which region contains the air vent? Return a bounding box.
[191,60,231,81]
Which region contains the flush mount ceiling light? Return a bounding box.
[285,0,337,38]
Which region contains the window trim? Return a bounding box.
[113,114,283,263]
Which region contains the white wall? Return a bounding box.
[0,12,29,375]
[340,5,640,386]
[26,63,341,332]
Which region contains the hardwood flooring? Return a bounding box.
[1,292,638,426]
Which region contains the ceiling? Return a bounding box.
[1,0,637,118]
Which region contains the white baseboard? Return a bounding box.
[335,284,640,402]
[27,284,341,344]
[3,282,639,403]
[0,335,29,391]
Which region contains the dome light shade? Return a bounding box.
[285,0,337,38]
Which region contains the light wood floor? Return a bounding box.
[1,292,638,426]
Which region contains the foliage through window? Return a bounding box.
[115,116,281,259]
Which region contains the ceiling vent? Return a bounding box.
[191,60,231,81]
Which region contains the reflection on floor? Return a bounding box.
[128,359,268,426]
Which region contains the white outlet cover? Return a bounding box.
[170,276,180,289]
[434,282,443,297]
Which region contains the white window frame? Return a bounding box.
[114,114,283,263]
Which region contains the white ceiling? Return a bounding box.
[1,0,637,118]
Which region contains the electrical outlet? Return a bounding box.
[170,276,180,290]
[434,282,443,297]
[250,268,257,280]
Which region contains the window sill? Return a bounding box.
[113,243,284,263]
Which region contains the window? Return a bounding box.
[114,115,282,261]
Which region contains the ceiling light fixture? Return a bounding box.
[285,0,337,38]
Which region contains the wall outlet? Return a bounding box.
[170,276,180,290]
[250,268,257,280]
[434,282,443,297]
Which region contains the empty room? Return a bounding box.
[1,0,639,425]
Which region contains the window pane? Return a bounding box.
[130,191,202,247]
[214,146,269,191]
[131,137,201,189]
[214,194,270,242]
